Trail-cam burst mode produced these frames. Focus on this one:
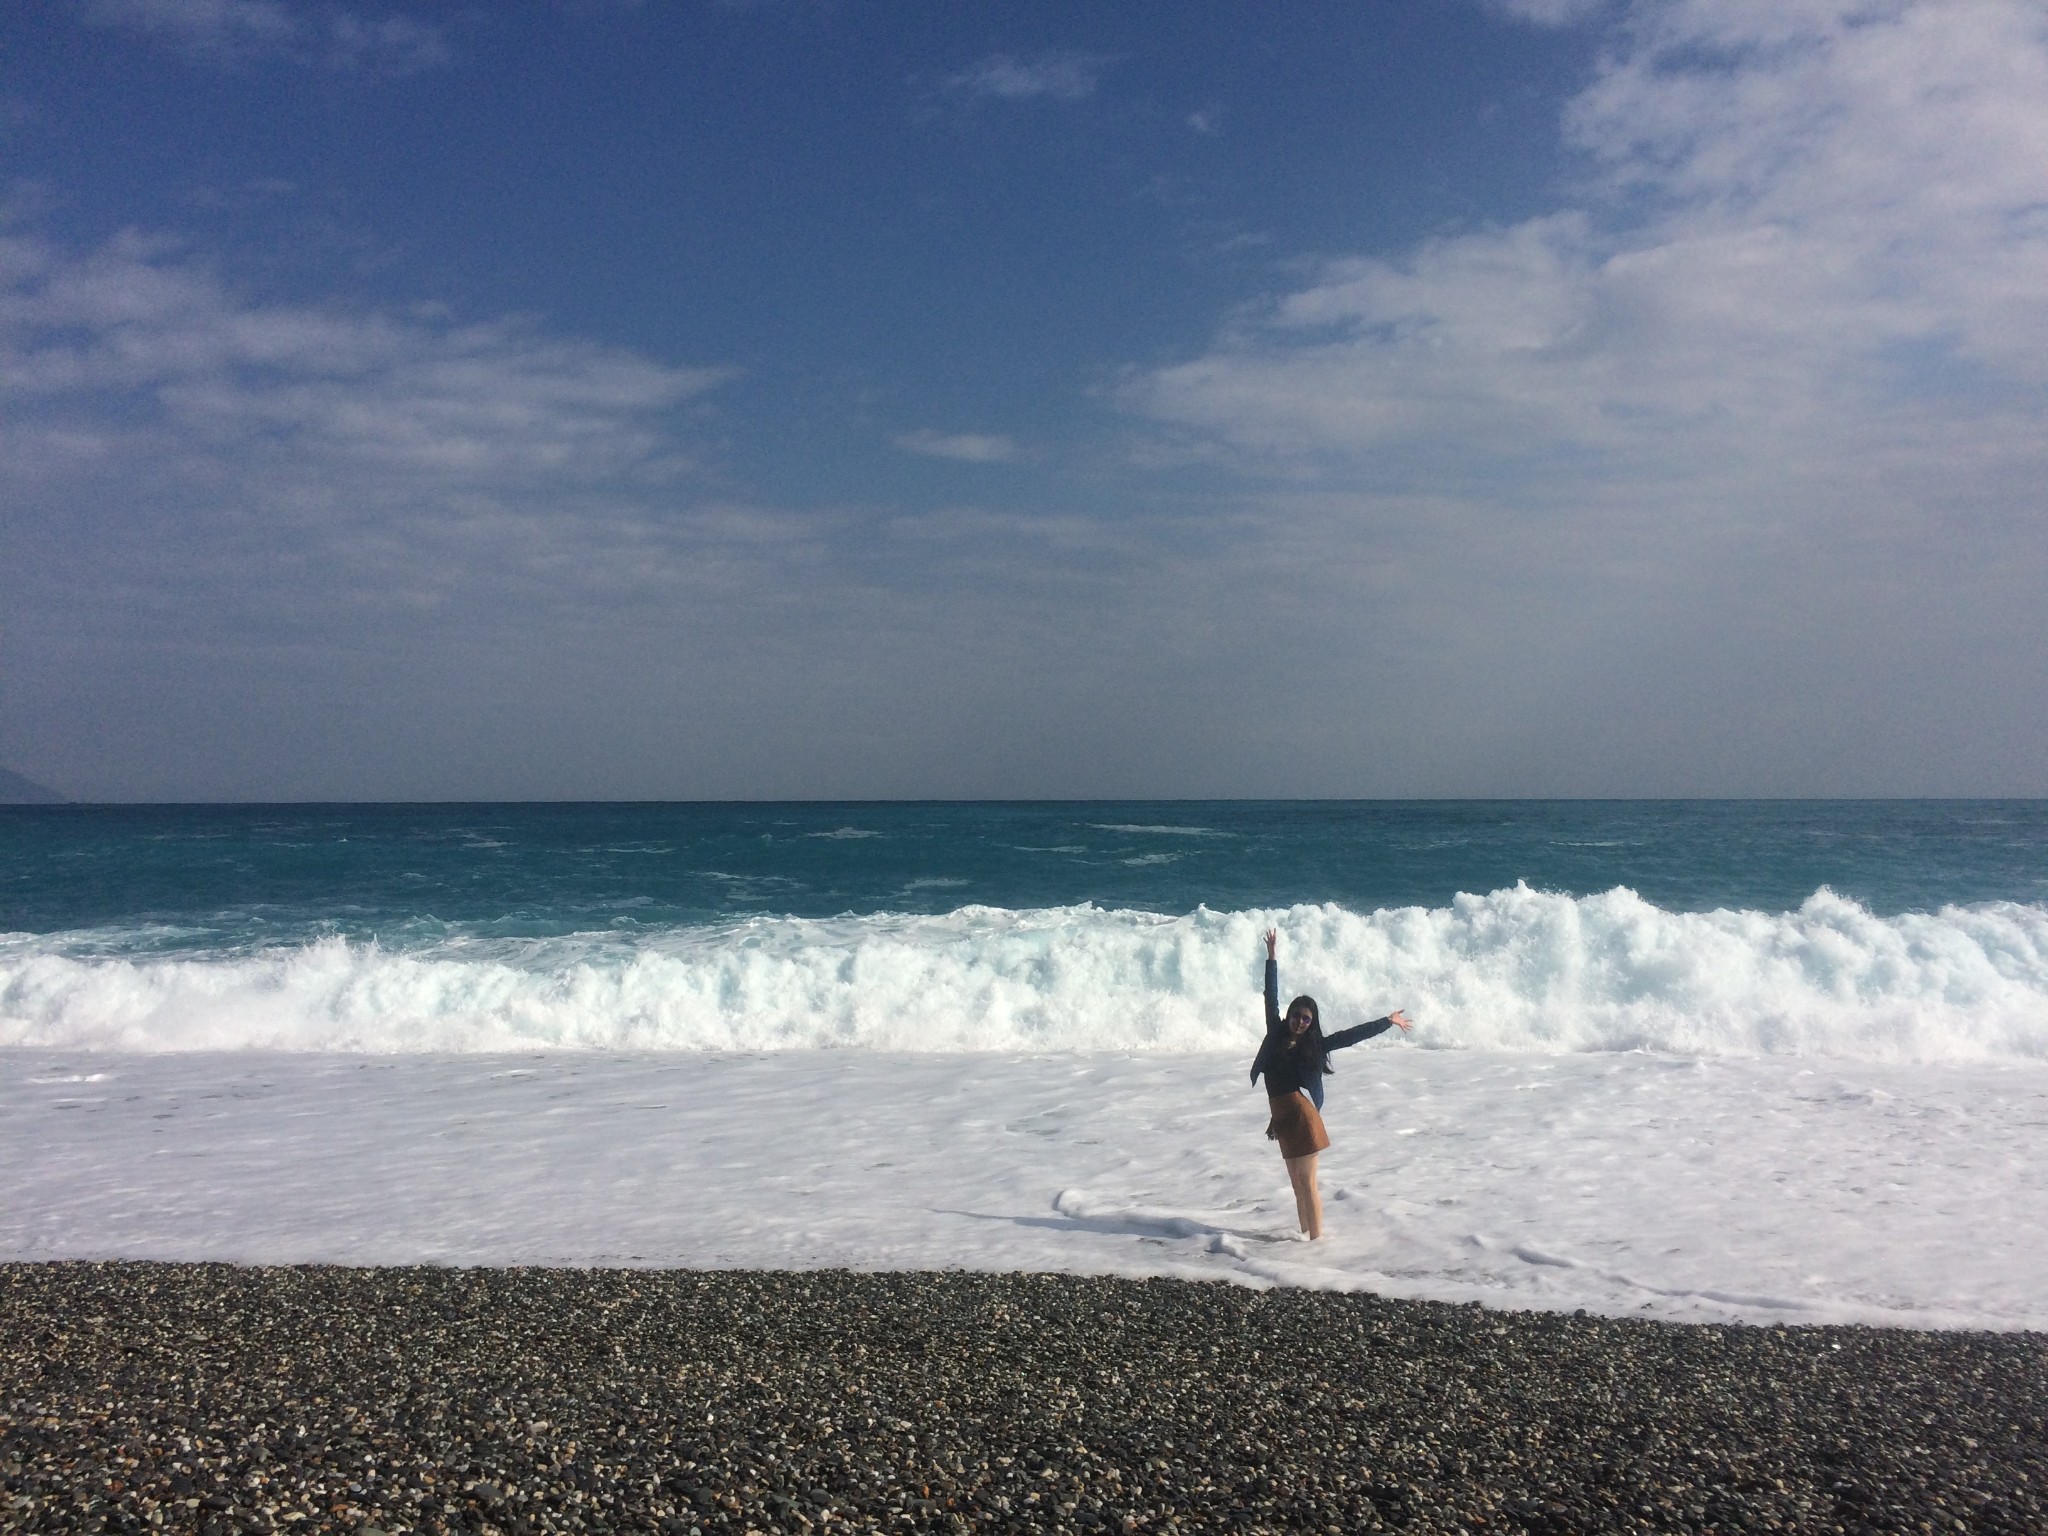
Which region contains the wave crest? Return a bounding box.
[3,886,2045,1058]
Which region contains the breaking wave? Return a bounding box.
[3,886,2045,1059]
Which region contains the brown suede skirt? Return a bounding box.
[1265,1091,1331,1160]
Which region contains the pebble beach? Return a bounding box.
[4,1264,2043,1536]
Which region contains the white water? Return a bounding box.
[5,888,2047,1059]
[5,1047,2044,1330]
[8,890,2045,1326]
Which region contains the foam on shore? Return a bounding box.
[7,1047,2046,1329]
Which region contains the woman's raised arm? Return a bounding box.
[1262,929,1282,1034]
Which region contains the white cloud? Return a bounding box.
[0,232,723,480]
[0,229,741,647]
[319,10,444,72]
[1488,0,1610,25]
[893,429,1021,463]
[1113,0,2048,795]
[78,0,449,72]
[1129,0,2048,473]
[83,0,297,51]
[944,52,1110,103]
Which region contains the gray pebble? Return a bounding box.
[1,1263,2042,1534]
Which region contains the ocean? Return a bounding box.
[4,799,2046,1054]
[4,800,2046,1325]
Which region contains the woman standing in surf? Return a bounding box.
[1251,928,1411,1240]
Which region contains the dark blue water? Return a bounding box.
[4,802,2044,955]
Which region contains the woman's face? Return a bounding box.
[1288,1006,1313,1038]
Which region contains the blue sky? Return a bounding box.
[3,0,2045,799]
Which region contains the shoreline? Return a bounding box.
[4,1264,2043,1535]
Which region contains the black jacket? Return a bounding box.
[1248,956,1394,1109]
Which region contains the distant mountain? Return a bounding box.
[0,767,66,804]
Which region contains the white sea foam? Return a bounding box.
[3,886,2045,1058]
[1090,823,1228,836]
[6,1048,2045,1328]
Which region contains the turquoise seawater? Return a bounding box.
[4,800,2045,951]
[5,802,2046,1057]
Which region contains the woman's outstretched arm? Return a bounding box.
[1323,1010,1414,1051]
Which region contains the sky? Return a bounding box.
[2,0,2045,801]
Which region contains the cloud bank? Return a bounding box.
[1,231,720,490]
[0,230,757,775]
[1114,0,2048,793]
[0,231,1228,798]
[1132,0,2048,472]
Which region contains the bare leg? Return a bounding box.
[1285,1153,1323,1240]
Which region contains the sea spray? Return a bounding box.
[5,886,2045,1059]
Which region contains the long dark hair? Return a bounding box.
[1286,994,1333,1075]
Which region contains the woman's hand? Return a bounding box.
[1264,928,1278,959]
[1388,1009,1414,1033]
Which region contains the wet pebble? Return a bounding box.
[2,1263,2043,1534]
